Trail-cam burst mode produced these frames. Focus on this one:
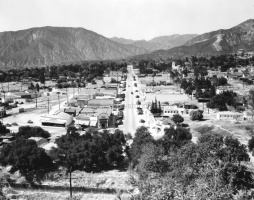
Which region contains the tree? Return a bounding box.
[190,110,203,121]
[28,82,34,90]
[171,114,184,125]
[35,83,40,92]
[209,85,216,98]
[159,127,192,151]
[0,122,10,136]
[16,126,51,139]
[0,138,53,183]
[180,79,188,90]
[130,126,154,166]
[50,128,128,197]
[39,71,45,85]
[248,136,254,152]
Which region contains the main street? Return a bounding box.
[123,66,139,136]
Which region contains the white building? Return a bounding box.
[163,106,185,117]
[41,111,73,127]
[216,111,243,121]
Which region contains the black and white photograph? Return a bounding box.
[0,0,254,199]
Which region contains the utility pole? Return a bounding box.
[66,88,68,105]
[57,92,60,110]
[47,98,50,114]
[35,90,37,109]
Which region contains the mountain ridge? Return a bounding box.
[0,26,148,69]
[130,19,254,60]
[110,34,198,52]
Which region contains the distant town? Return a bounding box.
[0,48,254,199]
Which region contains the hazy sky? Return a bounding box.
[0,0,253,40]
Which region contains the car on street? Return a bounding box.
[136,95,140,98]
[27,120,33,124]
[131,92,133,94]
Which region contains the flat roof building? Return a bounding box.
[41,111,73,127]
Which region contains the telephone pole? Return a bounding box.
[57,92,60,110]
[66,88,69,105]
[35,91,37,109]
[47,98,50,114]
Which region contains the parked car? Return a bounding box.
[136,95,140,98]
[11,122,18,126]
[131,92,133,94]
[27,120,33,124]
[139,119,145,123]
[138,111,143,115]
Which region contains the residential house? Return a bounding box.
[29,137,48,147]
[216,111,243,121]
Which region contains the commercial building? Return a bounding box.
[87,99,114,108]
[40,111,73,127]
[77,106,115,129]
[110,71,123,77]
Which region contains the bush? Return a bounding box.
[171,114,184,125]
[190,110,203,121]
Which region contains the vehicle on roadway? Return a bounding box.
[131,92,133,94]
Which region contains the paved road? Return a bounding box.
[123,66,139,136]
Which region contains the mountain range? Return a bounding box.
[0,19,253,69]
[110,34,198,52]
[132,19,254,60]
[0,26,148,69]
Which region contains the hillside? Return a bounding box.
[131,19,254,60]
[0,27,148,69]
[110,34,197,52]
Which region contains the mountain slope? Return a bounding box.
[110,34,197,52]
[132,19,254,60]
[0,27,148,69]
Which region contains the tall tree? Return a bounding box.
[35,83,40,92]
[39,71,45,85]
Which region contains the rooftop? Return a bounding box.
[45,111,72,120]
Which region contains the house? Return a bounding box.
[41,111,73,127]
[0,107,6,118]
[216,111,243,121]
[29,137,48,147]
[156,117,176,135]
[133,69,140,74]
[0,135,15,146]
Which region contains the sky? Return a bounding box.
[0,0,254,40]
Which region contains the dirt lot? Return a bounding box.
[2,189,131,200]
